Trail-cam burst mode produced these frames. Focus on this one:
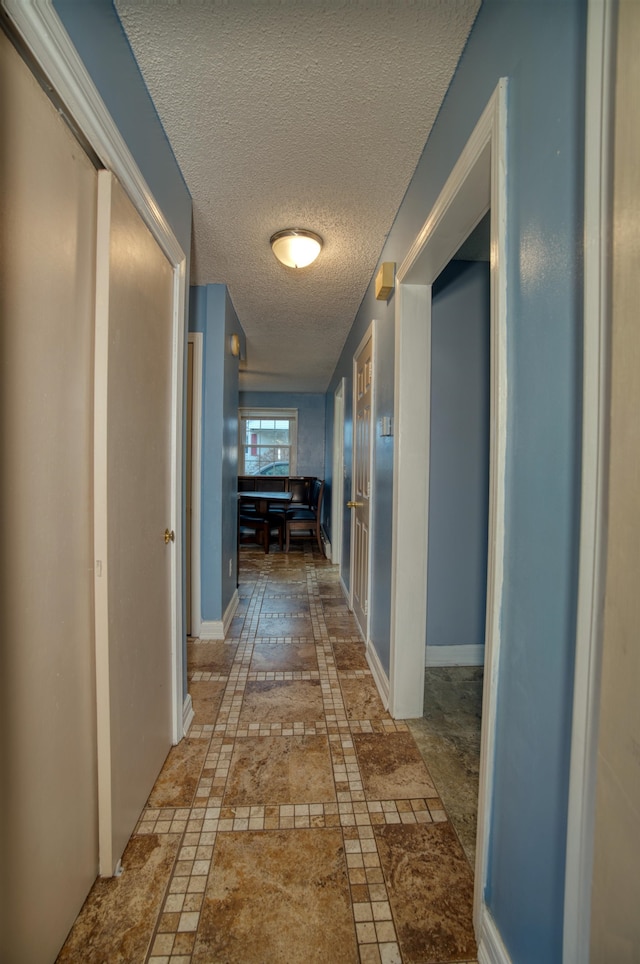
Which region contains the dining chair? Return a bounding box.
[284,479,325,555]
[238,510,283,553]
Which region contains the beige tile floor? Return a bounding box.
[58,544,478,964]
[407,667,483,866]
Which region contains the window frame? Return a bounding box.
[238,407,298,476]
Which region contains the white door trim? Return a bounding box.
[563,1,613,959]
[350,322,376,644]
[188,333,204,640]
[331,378,346,567]
[389,80,508,939]
[6,0,187,745]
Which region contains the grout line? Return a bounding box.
[141,546,452,964]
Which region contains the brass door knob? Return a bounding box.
[347,501,363,508]
[164,528,175,544]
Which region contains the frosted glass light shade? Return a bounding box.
[270,229,322,268]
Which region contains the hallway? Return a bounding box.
[58,546,476,964]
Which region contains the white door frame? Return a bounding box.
[350,322,376,645]
[331,378,345,567]
[7,1,188,745]
[389,80,508,937]
[563,1,613,958]
[188,333,204,641]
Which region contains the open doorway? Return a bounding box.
[389,80,507,935]
[408,214,490,866]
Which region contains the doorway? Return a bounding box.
[411,226,491,866]
[389,81,508,934]
[94,171,176,875]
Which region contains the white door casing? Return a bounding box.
[186,340,194,637]
[94,171,175,875]
[331,378,346,567]
[350,326,375,641]
[389,80,508,939]
[188,333,204,641]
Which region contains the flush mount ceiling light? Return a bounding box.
[270,228,323,269]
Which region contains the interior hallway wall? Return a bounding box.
[239,391,326,478]
[190,285,244,625]
[427,260,490,658]
[324,1,587,959]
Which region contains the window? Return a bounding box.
[238,408,298,476]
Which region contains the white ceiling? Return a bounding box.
[115,0,480,392]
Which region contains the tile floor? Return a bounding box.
[407,667,483,866]
[58,545,477,964]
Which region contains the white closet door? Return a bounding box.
[94,171,175,874]
[0,28,98,962]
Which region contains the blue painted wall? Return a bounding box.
[239,392,326,478]
[53,0,191,257]
[325,1,586,959]
[427,260,490,653]
[190,286,244,622]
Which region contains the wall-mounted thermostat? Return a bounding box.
[379,415,393,437]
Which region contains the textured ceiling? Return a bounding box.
[115,0,480,392]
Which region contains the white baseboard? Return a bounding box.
[199,620,225,640]
[478,906,512,964]
[199,590,239,640]
[223,589,239,634]
[190,612,201,639]
[340,574,350,606]
[182,694,194,737]
[426,644,485,667]
[367,640,390,710]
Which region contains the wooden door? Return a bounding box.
[94,171,175,874]
[351,332,373,637]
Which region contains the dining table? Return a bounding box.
[238,490,293,516]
